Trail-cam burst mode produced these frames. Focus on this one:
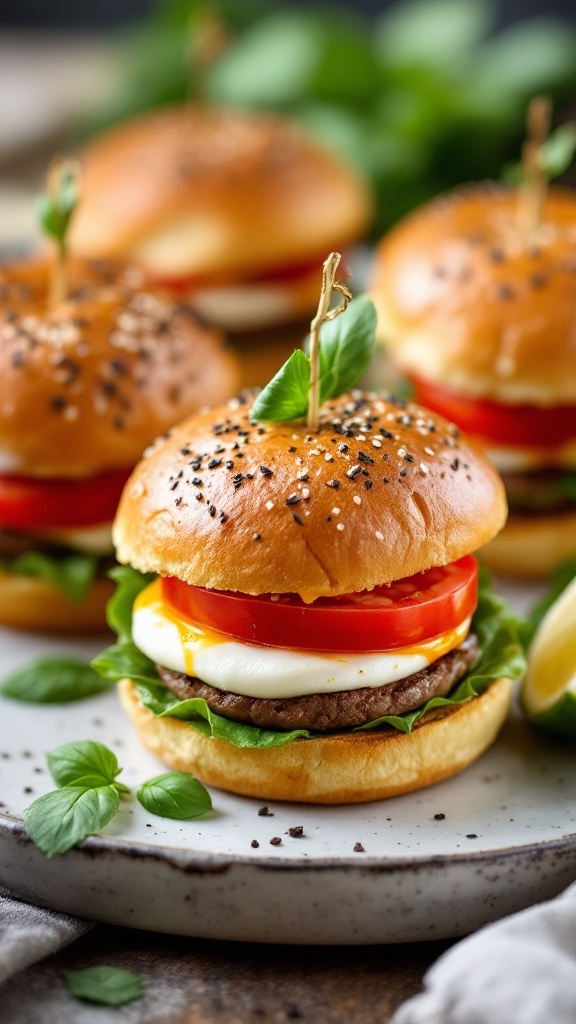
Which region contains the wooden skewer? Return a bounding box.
[307,252,352,433]
[45,158,81,308]
[518,96,552,242]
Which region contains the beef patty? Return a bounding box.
[156,632,479,732]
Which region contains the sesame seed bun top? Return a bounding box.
[70,106,373,280]
[0,257,238,478]
[113,390,507,601]
[371,184,576,405]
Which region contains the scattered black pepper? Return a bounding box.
[285,494,301,505]
[208,458,222,469]
[270,837,282,846]
[287,826,304,838]
[258,806,273,816]
[466,834,478,839]
[354,843,365,853]
[251,840,259,849]
[434,813,446,821]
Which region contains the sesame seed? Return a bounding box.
[331,507,341,515]
[285,494,301,506]
[336,522,345,531]
[375,531,384,541]
[353,495,361,505]
[356,435,366,442]
[302,488,310,499]
[372,439,382,448]
[347,465,361,479]
[292,513,304,526]
[420,463,429,474]
[265,500,274,510]
[326,480,339,489]
[309,449,320,456]
[325,453,334,462]
[424,447,435,456]
[260,465,273,476]
[253,533,261,541]
[397,447,407,458]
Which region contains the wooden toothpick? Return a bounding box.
[37,157,81,308]
[307,252,352,433]
[518,96,552,242]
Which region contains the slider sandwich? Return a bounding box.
[95,255,525,803]
[0,162,238,629]
[70,106,372,332]
[371,101,576,576]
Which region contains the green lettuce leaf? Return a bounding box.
[0,550,100,604]
[94,564,527,747]
[135,678,310,748]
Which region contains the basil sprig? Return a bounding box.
[24,736,213,857]
[251,294,376,423]
[64,966,144,1007]
[1,658,112,704]
[504,120,576,185]
[36,159,80,251]
[24,740,127,858]
[137,772,212,820]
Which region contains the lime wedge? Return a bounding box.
[522,576,576,740]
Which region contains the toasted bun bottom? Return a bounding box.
[0,572,114,632]
[119,677,512,804]
[480,508,576,578]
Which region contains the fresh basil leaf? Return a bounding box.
[64,966,144,1007]
[1,551,99,604]
[529,559,576,633]
[137,772,212,819]
[106,565,155,643]
[24,785,119,857]
[540,122,576,179]
[47,740,124,790]
[251,349,310,423]
[251,295,377,424]
[36,164,79,247]
[209,10,379,108]
[377,0,492,70]
[92,641,160,689]
[1,658,112,704]
[135,681,310,748]
[317,295,376,403]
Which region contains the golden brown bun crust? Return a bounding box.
[371,184,576,404]
[0,572,113,632]
[71,106,373,278]
[119,676,512,804]
[0,257,238,477]
[113,390,507,600]
[481,507,576,578]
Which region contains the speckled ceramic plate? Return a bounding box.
[1,579,575,944]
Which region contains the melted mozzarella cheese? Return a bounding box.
[132,579,472,700]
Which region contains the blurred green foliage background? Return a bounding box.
[91,0,576,231]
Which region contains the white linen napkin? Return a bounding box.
[393,880,576,1024]
[0,890,93,985]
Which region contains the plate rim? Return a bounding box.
[3,812,575,872]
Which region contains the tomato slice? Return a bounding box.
[151,254,330,293]
[411,375,576,450]
[161,557,478,653]
[0,469,132,530]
